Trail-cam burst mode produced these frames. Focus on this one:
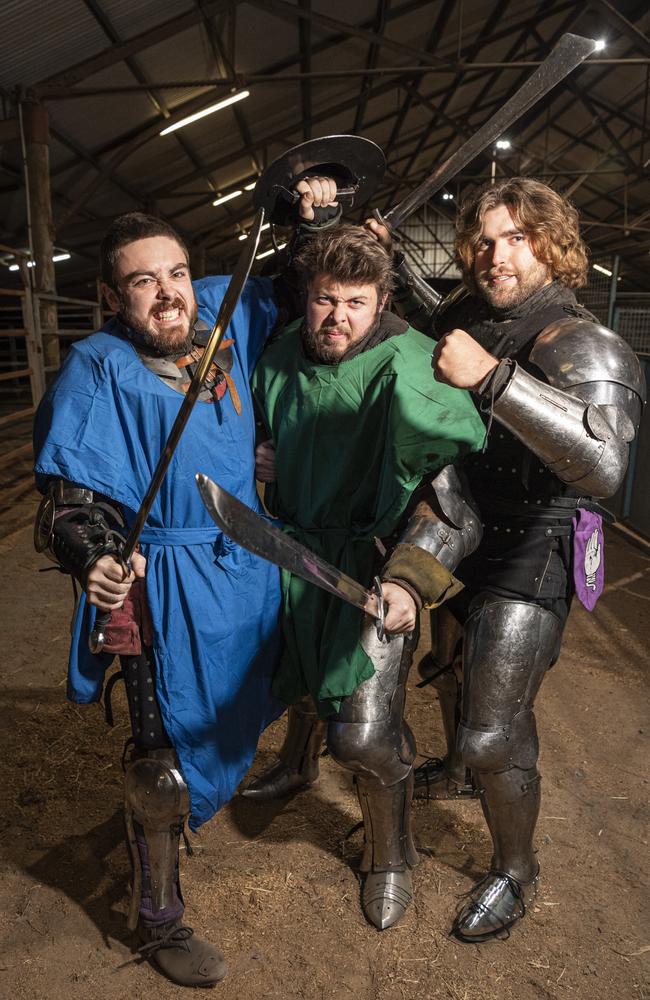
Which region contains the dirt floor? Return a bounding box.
[1,513,649,1000]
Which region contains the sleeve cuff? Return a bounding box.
[382,543,464,609]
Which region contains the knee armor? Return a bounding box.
[457,600,562,772]
[328,619,417,785]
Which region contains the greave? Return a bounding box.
[278,697,327,782]
[431,669,466,784]
[424,609,465,783]
[356,771,419,930]
[356,772,419,874]
[124,748,190,930]
[476,765,541,884]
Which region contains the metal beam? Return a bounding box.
[245,0,451,67]
[299,0,312,142]
[37,0,240,88]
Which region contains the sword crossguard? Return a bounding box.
[373,575,387,642]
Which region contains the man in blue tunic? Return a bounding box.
[32,195,336,985]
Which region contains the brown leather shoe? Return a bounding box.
[138,919,227,986]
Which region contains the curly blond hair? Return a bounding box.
[455,178,589,290]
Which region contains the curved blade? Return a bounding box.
[385,33,599,229]
[196,472,381,619]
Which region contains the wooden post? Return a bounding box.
[22,101,59,370]
[190,243,206,280]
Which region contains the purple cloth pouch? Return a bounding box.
[571,508,605,611]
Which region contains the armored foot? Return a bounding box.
[452,868,538,942]
[138,919,227,986]
[362,869,413,930]
[413,757,477,800]
[241,760,312,801]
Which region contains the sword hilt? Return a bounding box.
[373,576,387,642]
[89,611,110,654]
[371,208,401,245]
[88,552,131,654]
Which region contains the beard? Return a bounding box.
[119,295,197,356]
[476,258,552,312]
[302,311,381,364]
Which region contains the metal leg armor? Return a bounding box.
[119,653,227,986]
[124,748,191,930]
[452,598,563,942]
[327,619,420,930]
[241,696,326,801]
[415,607,476,798]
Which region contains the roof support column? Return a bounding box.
[21,100,59,370]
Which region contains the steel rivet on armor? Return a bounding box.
[497,466,503,471]
[148,695,154,702]
[150,732,155,738]
[148,713,155,719]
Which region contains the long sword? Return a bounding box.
[382,33,599,230]
[195,473,387,637]
[89,209,266,653]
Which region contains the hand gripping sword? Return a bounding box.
[88,208,267,654]
[378,33,600,231]
[195,473,388,640]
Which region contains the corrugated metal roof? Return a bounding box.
[0,0,647,292]
[0,0,107,90]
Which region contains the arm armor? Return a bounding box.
[34,479,126,582]
[391,253,443,336]
[489,318,646,498]
[382,465,482,609]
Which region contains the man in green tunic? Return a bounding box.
[246,222,486,929]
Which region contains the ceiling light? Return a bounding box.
[244,182,256,191]
[495,139,511,150]
[593,263,612,276]
[442,192,454,200]
[212,190,242,208]
[594,39,606,52]
[256,243,286,260]
[7,252,70,271]
[160,90,250,137]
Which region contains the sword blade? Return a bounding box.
[121,208,266,563]
[196,473,381,619]
[385,33,598,230]
[89,211,266,654]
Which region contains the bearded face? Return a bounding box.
[103,236,198,355]
[473,204,552,311]
[302,273,385,364]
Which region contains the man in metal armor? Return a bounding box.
[386,177,645,941]
[243,222,486,930]
[31,182,344,986]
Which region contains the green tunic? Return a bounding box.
[252,319,485,716]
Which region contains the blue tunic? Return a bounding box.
[33,275,282,829]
